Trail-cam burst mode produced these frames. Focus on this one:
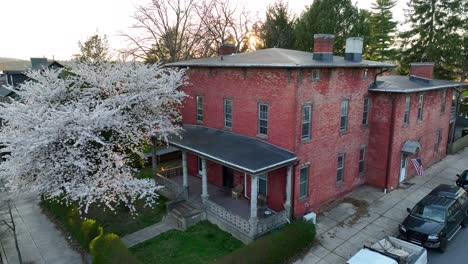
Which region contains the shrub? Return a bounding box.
[216,221,315,264]
[80,219,103,250]
[90,233,138,264]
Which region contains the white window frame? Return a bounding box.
[337,153,345,183]
[358,147,366,174]
[258,103,269,136]
[417,94,424,121]
[404,96,411,126]
[312,69,320,82]
[196,95,204,122]
[362,97,370,126]
[224,98,232,128]
[299,165,309,199]
[340,99,349,131]
[301,104,312,140]
[258,173,268,196]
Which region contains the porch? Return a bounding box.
[154,125,297,242]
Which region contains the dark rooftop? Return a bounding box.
[168,125,297,174]
[429,184,464,200]
[371,75,466,93]
[166,48,395,68]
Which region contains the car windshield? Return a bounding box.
[411,204,446,223]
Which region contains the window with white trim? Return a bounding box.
[404,96,411,126]
[258,103,269,136]
[358,147,366,174]
[196,96,204,122]
[224,98,232,128]
[312,69,320,82]
[340,99,349,131]
[441,90,446,113]
[337,153,345,183]
[417,94,424,121]
[301,104,312,140]
[258,173,267,196]
[362,97,370,126]
[299,166,309,198]
[435,129,441,151]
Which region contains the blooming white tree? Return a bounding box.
[0,62,186,213]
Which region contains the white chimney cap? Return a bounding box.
[345,37,364,54]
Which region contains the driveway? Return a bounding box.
[0,194,81,264]
[295,147,468,264]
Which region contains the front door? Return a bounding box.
[400,153,409,183]
[222,166,234,188]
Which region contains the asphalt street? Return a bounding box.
[428,225,468,264]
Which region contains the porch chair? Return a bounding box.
[231,184,243,199]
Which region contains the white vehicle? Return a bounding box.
[347,237,427,264]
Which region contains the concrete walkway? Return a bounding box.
[0,194,81,264]
[122,215,177,247]
[295,147,468,264]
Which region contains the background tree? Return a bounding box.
[365,0,397,61]
[0,63,186,213]
[260,1,295,49]
[294,0,370,55]
[399,0,467,80]
[74,34,110,64]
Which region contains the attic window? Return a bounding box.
[312,69,320,82]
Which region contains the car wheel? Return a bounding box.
[439,238,448,253]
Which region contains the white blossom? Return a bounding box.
[0,62,187,213]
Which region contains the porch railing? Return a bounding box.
[155,173,183,196]
[256,210,288,236]
[159,166,183,178]
[205,200,252,234]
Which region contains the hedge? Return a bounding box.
[90,233,138,264]
[216,221,315,264]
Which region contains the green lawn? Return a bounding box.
[130,221,243,264]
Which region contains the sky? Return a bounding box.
[0,0,408,61]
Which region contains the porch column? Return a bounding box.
[284,165,292,219]
[249,174,258,237]
[182,151,189,199]
[201,158,209,204]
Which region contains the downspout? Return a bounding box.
[371,67,390,89]
[384,94,397,193]
[290,69,300,219]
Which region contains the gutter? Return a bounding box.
[384,94,397,193]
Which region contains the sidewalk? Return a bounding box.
[295,147,468,264]
[0,194,81,264]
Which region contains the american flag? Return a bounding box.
[411,158,424,176]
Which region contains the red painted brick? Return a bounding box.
[410,63,434,79]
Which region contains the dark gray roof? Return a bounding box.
[166,48,395,68]
[371,75,467,93]
[168,125,297,174]
[401,140,421,154]
[0,86,15,97]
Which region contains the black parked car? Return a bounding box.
[456,169,468,191]
[399,184,468,252]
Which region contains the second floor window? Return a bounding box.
[258,103,269,136]
[301,104,312,140]
[358,147,366,174]
[340,99,349,131]
[312,69,320,82]
[337,153,345,183]
[404,96,411,126]
[362,97,370,126]
[224,99,232,128]
[441,90,447,113]
[417,94,424,121]
[299,165,309,198]
[336,153,345,183]
[196,96,204,122]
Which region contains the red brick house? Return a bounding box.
[159,35,465,242]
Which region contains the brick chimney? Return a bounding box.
[313,34,334,62]
[218,43,236,56]
[344,37,363,62]
[410,63,434,80]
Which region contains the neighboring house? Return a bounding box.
[3,57,64,88]
[160,35,465,243]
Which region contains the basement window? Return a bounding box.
[337,153,345,183]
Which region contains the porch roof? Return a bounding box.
[168,125,297,174]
